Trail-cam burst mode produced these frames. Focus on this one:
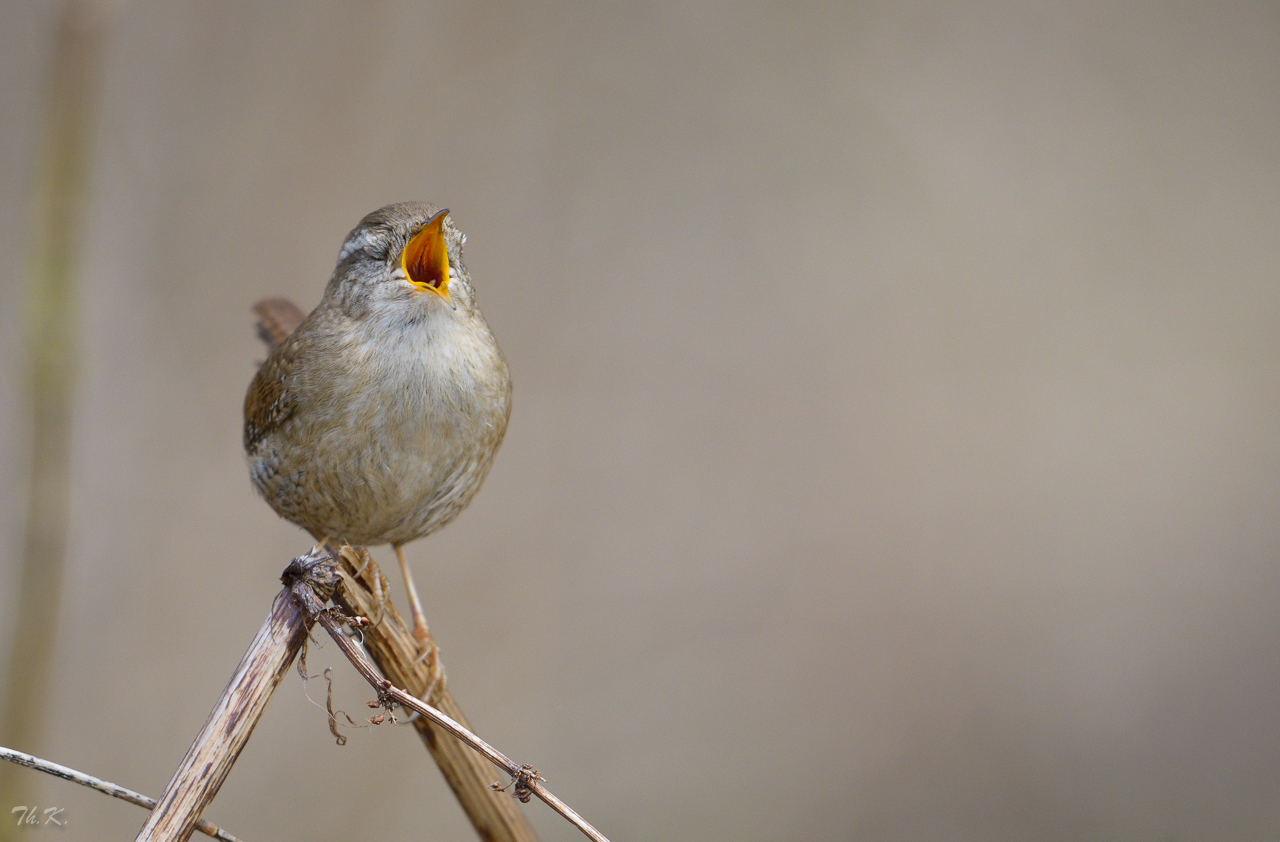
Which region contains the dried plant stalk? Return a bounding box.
[292,555,609,842]
[332,547,542,842]
[133,583,314,842]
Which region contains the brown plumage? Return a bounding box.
[252,297,306,350]
[244,203,511,643]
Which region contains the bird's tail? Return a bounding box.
[252,297,306,350]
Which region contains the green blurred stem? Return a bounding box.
[0,3,104,831]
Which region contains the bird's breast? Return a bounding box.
[248,302,510,545]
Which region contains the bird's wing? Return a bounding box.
[252,297,307,350]
[243,345,296,455]
[244,301,311,454]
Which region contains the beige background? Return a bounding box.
[3,1,1280,840]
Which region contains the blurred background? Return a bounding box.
[2,1,1279,839]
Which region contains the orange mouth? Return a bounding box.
[401,209,453,307]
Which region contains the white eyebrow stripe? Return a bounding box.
[338,230,378,261]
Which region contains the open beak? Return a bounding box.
[401,209,454,308]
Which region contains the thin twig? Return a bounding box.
[288,560,612,842]
[0,746,242,842]
[331,547,539,842]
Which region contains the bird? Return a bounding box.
[244,202,512,648]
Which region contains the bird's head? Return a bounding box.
[326,202,478,321]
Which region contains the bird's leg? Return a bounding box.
[395,543,432,650]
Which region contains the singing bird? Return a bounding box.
[244,203,512,646]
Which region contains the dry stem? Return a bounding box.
[332,546,539,842]
[0,747,242,842]
[292,551,611,842]
[133,576,317,842]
